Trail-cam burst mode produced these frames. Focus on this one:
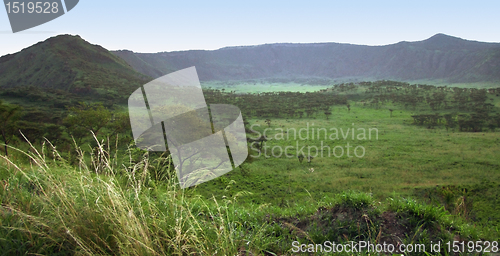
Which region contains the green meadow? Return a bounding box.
[202,81,331,93]
[195,105,500,217]
[1,80,500,255]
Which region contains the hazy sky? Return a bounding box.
[1,0,499,56]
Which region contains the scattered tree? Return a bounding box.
[0,101,21,156]
[298,153,304,163]
[265,119,272,127]
[307,155,314,164]
[324,111,332,120]
[63,103,111,142]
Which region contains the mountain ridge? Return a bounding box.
[113,34,500,83]
[1,34,499,96]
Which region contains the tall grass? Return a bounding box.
[0,135,272,255]
[0,135,494,255]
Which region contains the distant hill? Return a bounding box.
[113,34,500,83]
[0,35,150,101]
[1,33,499,100]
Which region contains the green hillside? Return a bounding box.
[0,35,150,103]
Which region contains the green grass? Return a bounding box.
[0,136,494,255]
[201,81,331,93]
[195,105,500,203]
[191,101,500,244]
[408,79,500,89]
[201,80,500,95]
[1,80,500,254]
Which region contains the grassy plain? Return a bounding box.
[202,81,331,93]
[194,104,500,226]
[1,140,495,255]
[1,81,500,255]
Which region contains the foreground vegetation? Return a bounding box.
[1,80,500,254]
[0,139,495,255]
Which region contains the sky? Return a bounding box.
[1,0,500,57]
